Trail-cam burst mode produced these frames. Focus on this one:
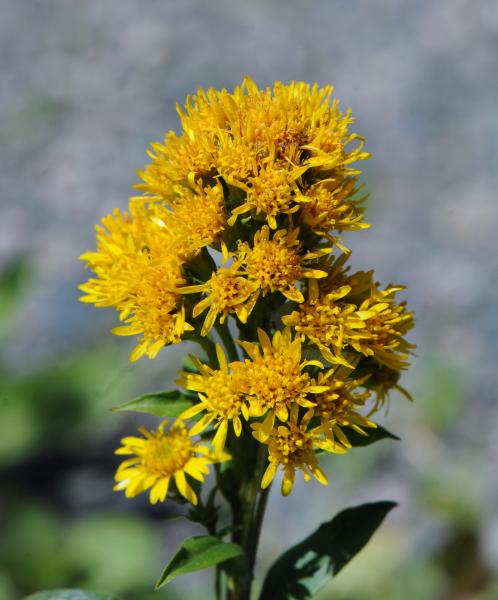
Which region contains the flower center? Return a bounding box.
[245,354,309,414]
[247,169,292,217]
[143,427,193,476]
[245,240,302,293]
[271,427,312,466]
[209,269,254,311]
[202,370,244,420]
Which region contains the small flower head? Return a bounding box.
[358,359,414,413]
[179,262,258,335]
[257,406,346,496]
[165,182,226,258]
[299,180,369,239]
[351,285,415,370]
[282,279,367,367]
[229,164,303,229]
[114,421,229,505]
[237,328,327,438]
[79,201,193,361]
[311,367,376,447]
[178,345,249,453]
[238,226,328,303]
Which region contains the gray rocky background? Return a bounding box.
[1,1,497,599]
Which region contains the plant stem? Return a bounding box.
[226,444,270,600]
[209,319,271,598]
[189,334,219,368]
[215,563,223,600]
[215,321,240,362]
[247,484,271,571]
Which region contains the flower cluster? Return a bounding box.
[81,78,414,503]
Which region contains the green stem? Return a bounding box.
[188,334,218,368]
[247,484,271,571]
[215,321,240,362]
[226,444,270,600]
[215,564,223,600]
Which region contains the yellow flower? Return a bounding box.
[361,361,414,412]
[282,279,368,367]
[237,225,329,303]
[228,163,305,229]
[178,261,258,336]
[311,366,376,447]
[351,285,415,370]
[319,259,415,368]
[299,180,369,241]
[79,201,193,361]
[256,405,346,496]
[237,328,327,439]
[178,345,249,454]
[164,182,226,258]
[113,421,229,505]
[319,253,374,305]
[136,77,369,229]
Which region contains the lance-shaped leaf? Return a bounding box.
[112,390,193,418]
[156,535,243,588]
[259,501,397,600]
[343,424,400,447]
[22,591,122,600]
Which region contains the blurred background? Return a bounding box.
[1,1,497,599]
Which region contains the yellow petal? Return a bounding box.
[190,414,213,436]
[129,344,147,362]
[174,471,197,505]
[233,417,242,437]
[112,325,142,336]
[310,465,329,486]
[178,402,205,422]
[212,420,228,455]
[281,468,295,496]
[150,477,170,503]
[260,411,275,440]
[261,462,277,489]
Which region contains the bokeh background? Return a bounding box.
[1,1,498,599]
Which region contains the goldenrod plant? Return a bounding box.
[42,79,415,600]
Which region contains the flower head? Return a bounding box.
[79,201,193,361]
[114,421,229,505]
[164,182,226,258]
[237,226,328,303]
[178,345,249,453]
[350,285,415,370]
[282,279,368,367]
[299,180,369,242]
[179,261,258,335]
[311,366,376,446]
[360,360,414,412]
[256,405,346,496]
[236,328,327,438]
[228,164,303,229]
[137,77,369,232]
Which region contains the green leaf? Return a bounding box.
[156,535,243,588]
[343,424,400,446]
[259,501,397,600]
[22,590,122,600]
[112,390,193,418]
